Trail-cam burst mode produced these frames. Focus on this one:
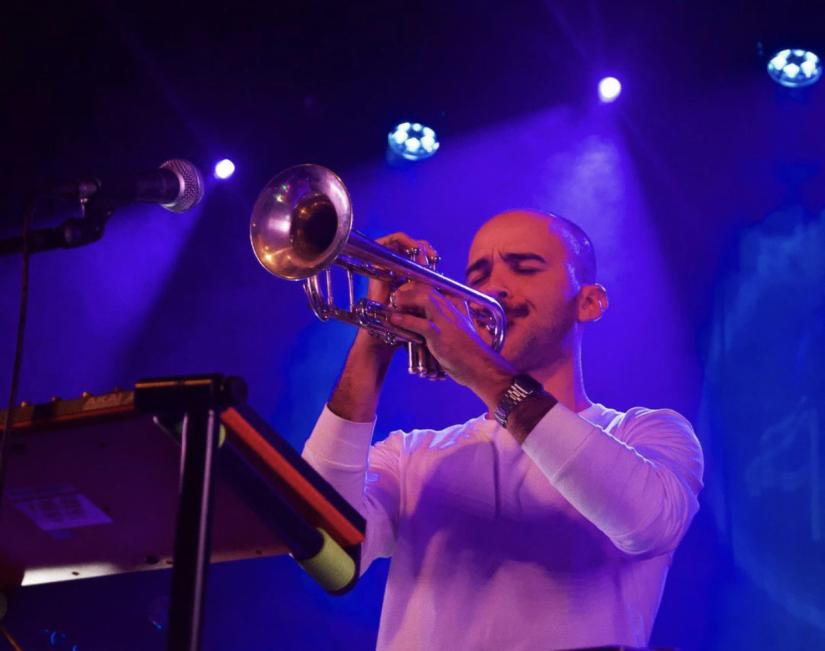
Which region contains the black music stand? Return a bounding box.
[0,374,364,651]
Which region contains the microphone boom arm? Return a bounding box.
[0,159,204,257]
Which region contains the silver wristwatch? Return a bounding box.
[494,374,543,428]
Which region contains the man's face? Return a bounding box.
[465,211,583,372]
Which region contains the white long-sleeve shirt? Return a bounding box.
[303,402,703,651]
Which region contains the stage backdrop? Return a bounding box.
[1,68,823,650]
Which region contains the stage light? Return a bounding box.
[388,122,439,161]
[213,159,236,180]
[598,77,622,103]
[767,49,822,87]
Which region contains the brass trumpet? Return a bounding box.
[249,164,506,379]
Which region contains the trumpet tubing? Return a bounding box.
[249,164,506,378]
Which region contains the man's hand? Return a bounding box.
[328,232,438,422]
[388,282,515,411]
[358,232,439,358]
[366,232,438,301]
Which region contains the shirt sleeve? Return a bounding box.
[302,405,401,571]
[521,404,704,556]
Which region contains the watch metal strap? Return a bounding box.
[494,374,542,427]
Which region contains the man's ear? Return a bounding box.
[578,283,608,323]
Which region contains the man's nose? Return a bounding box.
[484,271,510,301]
[486,285,509,301]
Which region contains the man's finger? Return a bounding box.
[376,232,419,252]
[388,311,434,338]
[375,233,438,266]
[391,283,444,318]
[415,239,438,264]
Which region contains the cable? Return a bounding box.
[0,197,36,515]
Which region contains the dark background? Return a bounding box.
[1,1,824,649]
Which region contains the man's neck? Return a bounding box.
[530,349,591,413]
[481,344,592,420]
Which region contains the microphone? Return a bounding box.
[85,159,206,213]
[0,160,206,257]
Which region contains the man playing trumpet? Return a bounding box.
[302,209,704,651]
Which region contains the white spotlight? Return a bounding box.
[598,77,622,103]
[388,122,440,161]
[213,159,236,180]
[767,49,822,88]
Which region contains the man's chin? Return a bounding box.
[500,328,556,373]
[504,317,521,338]
[500,335,531,370]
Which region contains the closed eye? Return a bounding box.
[467,271,489,286]
[511,264,545,275]
[506,254,547,275]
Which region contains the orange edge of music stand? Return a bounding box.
[220,408,363,548]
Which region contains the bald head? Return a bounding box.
[473,210,597,287]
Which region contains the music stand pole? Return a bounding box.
[134,374,247,651]
[165,407,219,651]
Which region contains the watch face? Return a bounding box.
[514,374,541,393]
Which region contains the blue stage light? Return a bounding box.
[213,159,236,180]
[598,77,622,103]
[388,122,439,161]
[767,49,822,88]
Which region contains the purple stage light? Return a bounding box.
[214,159,236,180]
[598,77,622,103]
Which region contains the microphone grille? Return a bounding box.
[160,159,205,212]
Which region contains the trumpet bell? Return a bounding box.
[250,164,353,281]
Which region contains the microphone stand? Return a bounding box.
[0,187,114,532]
[0,183,114,258]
